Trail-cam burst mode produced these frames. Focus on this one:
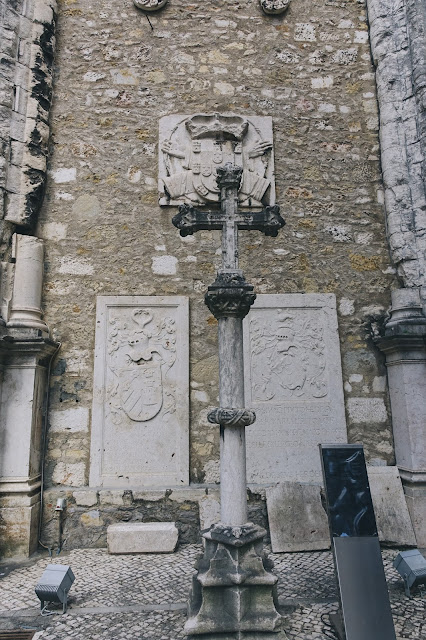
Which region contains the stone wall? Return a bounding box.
[367,0,426,300]
[38,0,398,533]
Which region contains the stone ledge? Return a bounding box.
[107,522,179,554]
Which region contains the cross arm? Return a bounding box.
[172,203,285,237]
[172,203,225,236]
[236,205,285,237]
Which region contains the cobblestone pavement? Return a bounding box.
[0,546,424,639]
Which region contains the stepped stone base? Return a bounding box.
[107,522,178,554]
[185,523,286,639]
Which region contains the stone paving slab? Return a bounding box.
[0,546,424,639]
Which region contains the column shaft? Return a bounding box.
[218,316,247,525]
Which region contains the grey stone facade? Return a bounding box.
[0,0,425,557]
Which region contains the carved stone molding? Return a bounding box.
[2,0,57,229]
[159,113,276,208]
[133,0,168,11]
[207,408,256,428]
[205,271,256,319]
[260,0,291,15]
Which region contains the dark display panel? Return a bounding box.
[320,445,378,538]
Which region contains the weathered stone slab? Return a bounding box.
[266,482,330,553]
[367,466,417,547]
[243,294,347,484]
[89,296,189,488]
[107,522,178,554]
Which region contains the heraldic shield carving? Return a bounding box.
[159,113,276,209]
[107,308,177,423]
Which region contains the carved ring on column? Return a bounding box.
[260,0,291,15]
[133,0,168,11]
[208,408,256,428]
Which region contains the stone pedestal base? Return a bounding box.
[185,523,286,639]
[401,473,426,548]
[0,480,41,558]
[0,330,59,559]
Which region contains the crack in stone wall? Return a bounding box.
[367,0,426,302]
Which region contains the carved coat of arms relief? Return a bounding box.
[133,0,168,11]
[107,308,177,423]
[259,0,291,14]
[159,114,276,209]
[249,309,328,402]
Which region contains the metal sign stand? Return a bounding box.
[319,444,397,640]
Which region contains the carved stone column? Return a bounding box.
[7,234,48,332]
[376,288,426,547]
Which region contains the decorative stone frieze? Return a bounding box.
[205,271,256,320]
[159,114,276,208]
[260,0,291,15]
[133,0,168,10]
[7,234,48,332]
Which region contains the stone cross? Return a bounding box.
[173,163,284,525]
[173,163,286,638]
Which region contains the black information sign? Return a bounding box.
[319,444,396,640]
[320,445,377,538]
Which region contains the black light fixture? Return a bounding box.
[35,564,75,614]
[393,550,426,597]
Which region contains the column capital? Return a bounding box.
[205,270,256,319]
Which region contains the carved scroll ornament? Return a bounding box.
[260,0,291,14]
[133,0,168,11]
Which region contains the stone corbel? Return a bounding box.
[260,0,291,15]
[133,0,168,11]
[7,234,49,333]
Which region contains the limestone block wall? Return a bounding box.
[367,0,426,299]
[39,0,397,504]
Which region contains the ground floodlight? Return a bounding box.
[393,550,426,597]
[35,564,75,613]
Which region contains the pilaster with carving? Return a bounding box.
[376,289,426,547]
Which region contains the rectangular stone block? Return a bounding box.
[266,482,330,553]
[367,466,417,547]
[107,522,178,554]
[243,294,347,484]
[89,296,189,488]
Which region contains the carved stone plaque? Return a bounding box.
[260,0,291,15]
[89,296,189,488]
[159,113,276,209]
[243,294,347,484]
[133,0,168,11]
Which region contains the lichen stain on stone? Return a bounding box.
[350,254,382,271]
